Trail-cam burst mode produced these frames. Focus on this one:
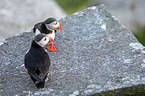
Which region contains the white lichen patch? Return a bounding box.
[34,88,53,95]
[34,91,50,95]
[69,94,76,96]
[112,16,119,21]
[122,77,130,81]
[69,91,79,96]
[112,16,116,18]
[91,6,96,10]
[101,24,106,30]
[87,84,101,89]
[143,59,145,63]
[84,89,93,94]
[129,43,145,50]
[0,39,6,46]
[73,12,79,15]
[74,11,84,17]
[16,64,25,69]
[122,81,131,85]
[88,6,96,10]
[124,59,131,63]
[20,64,24,67]
[141,50,145,53]
[23,91,33,95]
[73,91,79,95]
[0,42,4,46]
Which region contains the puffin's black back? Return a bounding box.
[24,40,50,88]
[33,22,42,33]
[25,41,50,71]
[44,18,56,24]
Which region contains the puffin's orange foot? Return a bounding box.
[25,68,28,71]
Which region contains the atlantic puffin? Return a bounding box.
[33,18,62,51]
[24,33,52,89]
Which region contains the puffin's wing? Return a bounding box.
[28,72,42,82]
[33,22,43,33]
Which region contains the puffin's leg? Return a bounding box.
[44,67,51,82]
[45,73,50,82]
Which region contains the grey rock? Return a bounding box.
[0,0,66,40]
[1,4,145,96]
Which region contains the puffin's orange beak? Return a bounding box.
[56,23,62,31]
[49,37,54,42]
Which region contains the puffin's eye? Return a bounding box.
[55,22,57,25]
[44,38,47,41]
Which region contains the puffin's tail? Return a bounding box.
[35,73,48,89]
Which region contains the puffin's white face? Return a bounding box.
[36,36,50,47]
[45,21,62,31]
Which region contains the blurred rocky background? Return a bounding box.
[0,0,66,41]
[55,0,145,45]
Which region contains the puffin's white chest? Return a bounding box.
[35,29,55,40]
[47,30,55,40]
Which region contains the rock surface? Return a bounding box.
[1,4,145,96]
[0,0,66,40]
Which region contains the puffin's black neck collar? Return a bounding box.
[31,40,41,48]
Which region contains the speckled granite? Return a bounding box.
[0,4,145,96]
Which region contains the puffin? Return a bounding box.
[24,33,52,89]
[33,17,62,51]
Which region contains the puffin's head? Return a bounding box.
[44,18,62,31]
[34,33,51,47]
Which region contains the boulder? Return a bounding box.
[1,4,145,96]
